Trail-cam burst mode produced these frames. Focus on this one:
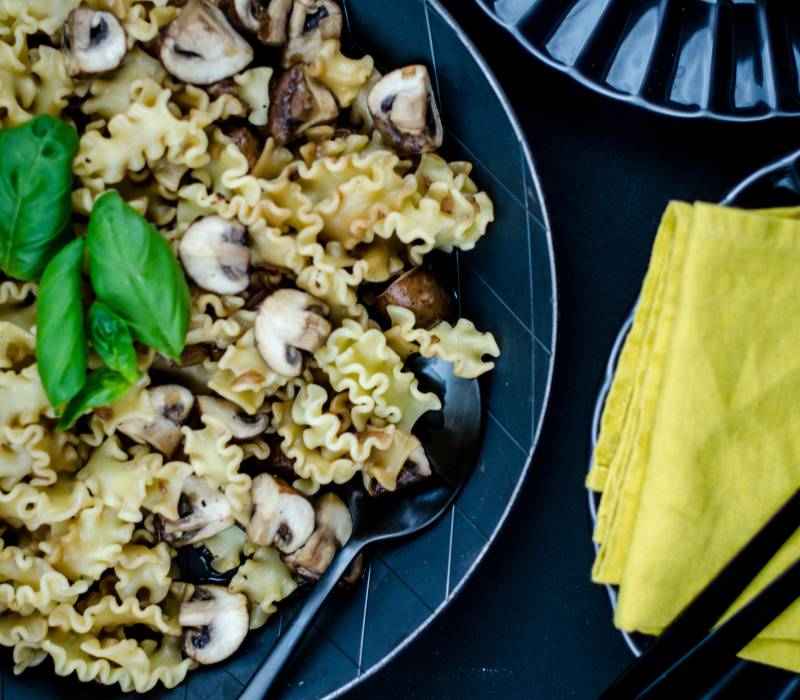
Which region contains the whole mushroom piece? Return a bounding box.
[155,475,236,547]
[179,216,251,295]
[197,396,269,439]
[180,585,249,664]
[254,288,331,377]
[268,64,338,145]
[62,8,128,77]
[160,0,253,85]
[373,266,454,329]
[367,65,443,155]
[246,473,315,553]
[284,492,353,581]
[118,385,194,457]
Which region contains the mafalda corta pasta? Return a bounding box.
[0,0,502,692]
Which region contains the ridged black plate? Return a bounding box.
[477,0,800,121]
[588,150,800,697]
[0,1,558,699]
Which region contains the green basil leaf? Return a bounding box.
[87,191,190,361]
[88,301,139,383]
[57,368,132,431]
[36,238,87,409]
[0,115,79,280]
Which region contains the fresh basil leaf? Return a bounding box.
[87,191,189,361]
[36,238,87,409]
[57,368,132,430]
[88,301,139,383]
[0,115,79,280]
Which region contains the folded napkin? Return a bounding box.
[589,201,800,672]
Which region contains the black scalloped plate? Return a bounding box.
[477,0,800,122]
[0,1,558,699]
[588,150,800,697]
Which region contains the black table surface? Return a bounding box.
[342,2,800,699]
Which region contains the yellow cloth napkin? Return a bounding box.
[589,201,800,672]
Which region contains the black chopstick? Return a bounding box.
[600,485,800,699]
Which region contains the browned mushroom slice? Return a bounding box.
[367,65,443,155]
[373,266,455,329]
[179,216,251,295]
[363,444,432,497]
[197,396,268,439]
[268,64,338,145]
[254,288,331,377]
[283,492,352,581]
[117,385,194,457]
[155,475,236,547]
[222,123,262,172]
[283,0,342,65]
[62,8,127,77]
[223,0,293,45]
[180,585,249,664]
[339,552,365,590]
[247,473,316,553]
[160,0,253,85]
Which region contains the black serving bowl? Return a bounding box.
[2,1,557,698]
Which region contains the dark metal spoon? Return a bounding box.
[239,354,483,700]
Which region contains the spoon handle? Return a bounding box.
[239,540,364,700]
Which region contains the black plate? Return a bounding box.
[588,149,800,697]
[0,1,558,699]
[476,0,800,122]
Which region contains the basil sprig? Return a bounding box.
[88,192,190,361]
[88,301,139,384]
[57,369,132,430]
[36,238,88,408]
[0,115,78,280]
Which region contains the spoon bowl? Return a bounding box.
[239,354,483,700]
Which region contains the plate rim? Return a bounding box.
[585,147,800,660]
[319,0,559,697]
[474,0,799,123]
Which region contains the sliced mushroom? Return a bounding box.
[155,475,236,546]
[222,123,262,172]
[367,65,443,155]
[268,64,338,145]
[258,434,298,481]
[374,266,454,329]
[363,445,432,497]
[283,492,352,581]
[283,0,342,64]
[224,0,292,45]
[254,288,331,377]
[160,0,253,85]
[179,216,251,295]
[180,585,248,664]
[246,473,315,553]
[118,385,194,457]
[197,396,268,439]
[339,552,365,590]
[62,8,127,77]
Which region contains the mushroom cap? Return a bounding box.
[62,8,127,77]
[156,475,236,547]
[118,384,195,457]
[268,64,338,145]
[222,124,262,172]
[224,0,293,45]
[367,65,443,155]
[254,288,331,377]
[246,473,315,553]
[179,216,251,295]
[180,585,249,664]
[283,492,352,581]
[197,395,269,439]
[374,266,454,329]
[160,0,254,85]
